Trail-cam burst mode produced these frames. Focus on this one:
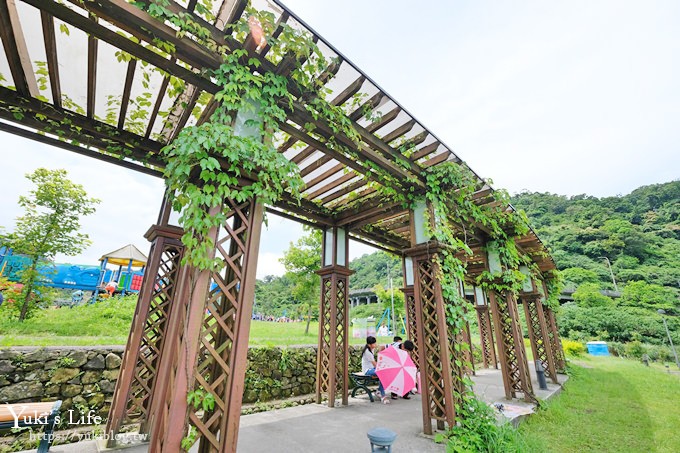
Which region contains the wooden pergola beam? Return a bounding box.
[28,0,221,94]
[0,0,39,98]
[87,13,98,118]
[40,11,61,108]
[118,59,137,129]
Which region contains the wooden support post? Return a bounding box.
[401,256,419,368]
[106,194,185,446]
[521,295,558,384]
[147,198,264,453]
[316,227,352,407]
[475,304,497,369]
[545,306,566,373]
[488,290,535,402]
[407,242,460,434]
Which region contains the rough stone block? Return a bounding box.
[67,350,89,367]
[102,369,119,381]
[99,379,116,394]
[82,371,102,384]
[84,354,106,370]
[105,353,122,369]
[0,360,15,373]
[0,381,44,402]
[49,367,80,384]
[62,384,83,398]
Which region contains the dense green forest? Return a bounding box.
[511,180,679,291]
[256,180,679,352]
[511,180,680,350]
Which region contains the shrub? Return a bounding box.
[437,396,529,452]
[563,339,586,357]
[624,341,646,359]
[607,342,625,357]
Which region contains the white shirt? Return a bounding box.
[361,348,375,373]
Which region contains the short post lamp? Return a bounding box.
[658,309,680,369]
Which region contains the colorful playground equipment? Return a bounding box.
[0,244,147,301]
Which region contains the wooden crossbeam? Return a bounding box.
[349,92,384,122]
[307,173,358,201]
[145,76,169,139]
[411,141,440,161]
[0,85,162,157]
[87,13,98,118]
[0,0,39,97]
[300,155,332,178]
[366,106,400,133]
[118,59,137,129]
[29,0,221,93]
[40,11,61,108]
[302,163,344,191]
[0,121,163,177]
[382,119,416,144]
[330,76,365,106]
[319,177,366,204]
[291,146,319,165]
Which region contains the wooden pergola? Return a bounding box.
[0,1,565,451]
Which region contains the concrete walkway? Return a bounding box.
[20,364,567,453]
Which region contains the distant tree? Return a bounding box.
[618,281,679,314]
[1,169,99,320]
[373,283,405,330]
[572,283,613,308]
[561,267,600,289]
[280,228,322,334]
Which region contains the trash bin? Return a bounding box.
[586,341,609,356]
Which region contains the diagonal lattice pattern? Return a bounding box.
[334,278,347,394]
[405,291,420,368]
[128,246,183,421]
[183,198,255,452]
[545,307,566,373]
[317,276,333,402]
[417,259,448,422]
[476,306,496,368]
[492,291,534,401]
[106,229,185,444]
[523,297,557,382]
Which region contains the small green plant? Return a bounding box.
[436,396,529,452]
[181,426,198,451]
[57,356,76,368]
[562,339,587,357]
[279,349,291,372]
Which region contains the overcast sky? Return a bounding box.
[1,0,678,277]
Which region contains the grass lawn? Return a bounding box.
[0,298,372,347]
[519,355,680,452]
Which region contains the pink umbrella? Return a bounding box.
[376,346,417,397]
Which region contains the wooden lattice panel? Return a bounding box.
[490,291,535,402]
[404,289,419,367]
[476,306,497,369]
[545,307,566,373]
[316,276,333,402]
[187,199,257,451]
[334,277,348,400]
[522,296,557,383]
[417,259,447,421]
[106,227,184,444]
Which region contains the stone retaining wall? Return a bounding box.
[0,344,365,420]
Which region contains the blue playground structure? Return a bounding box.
[0,244,146,300]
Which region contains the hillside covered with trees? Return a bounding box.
[255,181,679,353]
[512,180,679,351]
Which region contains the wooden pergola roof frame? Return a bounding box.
[0,2,568,451]
[0,0,554,273]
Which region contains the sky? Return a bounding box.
[1,0,678,277]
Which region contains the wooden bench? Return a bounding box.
[350,373,380,402]
[0,401,61,453]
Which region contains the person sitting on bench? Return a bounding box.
[388,340,415,400]
[362,336,390,404]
